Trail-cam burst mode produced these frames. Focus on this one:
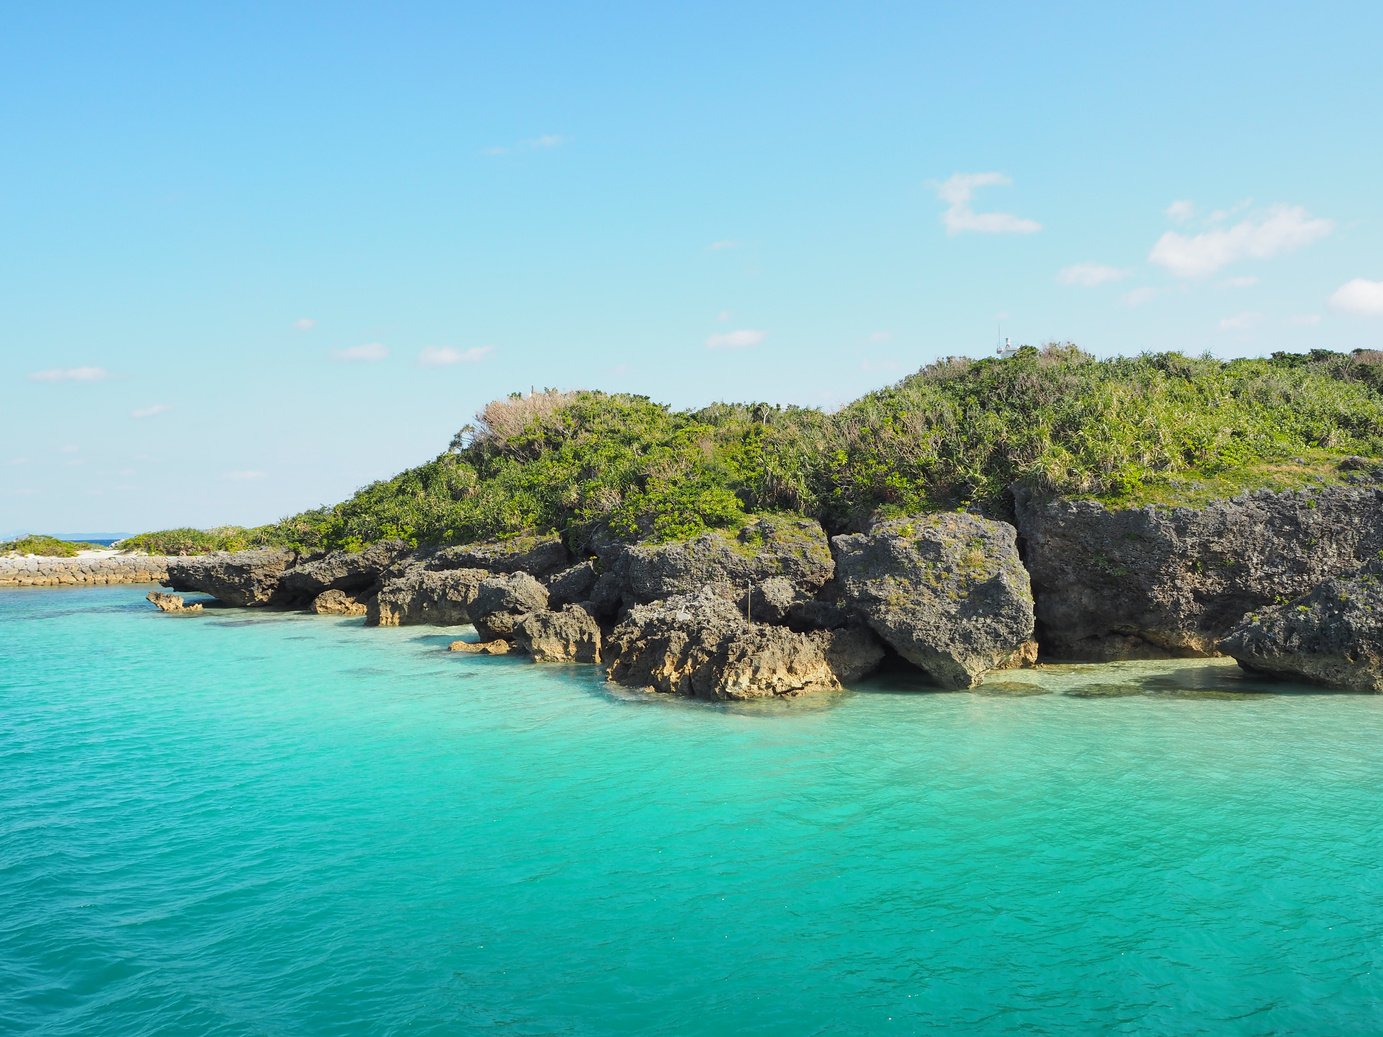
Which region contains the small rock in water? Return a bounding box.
[146,591,203,614]
[449,639,511,655]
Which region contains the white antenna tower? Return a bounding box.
[996,323,1018,358]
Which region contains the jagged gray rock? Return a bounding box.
[590,515,835,617]
[278,540,410,602]
[426,533,570,578]
[833,514,1036,689]
[1220,560,1383,691]
[163,550,298,607]
[605,590,839,700]
[1015,484,1383,659]
[311,588,369,616]
[470,572,550,640]
[810,626,887,684]
[146,591,202,614]
[545,559,598,608]
[513,605,603,663]
[367,566,487,627]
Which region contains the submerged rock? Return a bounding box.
[833,514,1035,689]
[470,572,550,640]
[513,605,603,663]
[1015,484,1383,659]
[163,550,297,607]
[310,588,369,616]
[1220,560,1383,691]
[146,591,202,614]
[368,566,487,627]
[605,590,839,700]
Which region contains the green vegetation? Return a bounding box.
[0,535,106,557]
[131,346,1383,553]
[116,527,278,555]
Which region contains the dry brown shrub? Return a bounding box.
[471,389,576,447]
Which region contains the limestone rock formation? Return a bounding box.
[163,550,297,607]
[146,591,203,613]
[545,559,599,608]
[590,515,835,617]
[368,566,487,627]
[310,588,369,616]
[278,540,410,602]
[426,533,570,578]
[1220,560,1383,691]
[449,639,512,655]
[605,590,840,700]
[810,626,887,684]
[833,513,1035,689]
[1015,484,1383,659]
[513,605,603,663]
[470,572,550,640]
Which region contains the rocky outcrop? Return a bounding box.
[810,626,887,684]
[833,514,1035,688]
[449,639,512,655]
[590,515,835,617]
[1220,561,1383,691]
[311,588,369,616]
[163,550,297,607]
[426,533,570,578]
[514,605,603,663]
[545,560,598,608]
[605,590,840,700]
[278,540,410,602]
[1015,485,1383,659]
[367,566,487,627]
[470,572,550,640]
[0,554,172,587]
[146,591,202,613]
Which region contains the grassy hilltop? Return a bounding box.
[123,345,1383,555]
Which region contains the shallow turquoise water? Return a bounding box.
[2,586,1380,1035]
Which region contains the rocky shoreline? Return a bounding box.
[134,481,1383,698]
[0,553,173,587]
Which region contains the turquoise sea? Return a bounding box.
[2,585,1380,1035]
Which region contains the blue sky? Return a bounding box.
[4,2,1382,535]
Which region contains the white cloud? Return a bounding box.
[708,240,739,251]
[1148,205,1333,278]
[706,329,766,350]
[225,470,265,481]
[528,134,565,149]
[933,172,1041,236]
[1224,275,1259,288]
[1218,311,1261,332]
[334,343,389,362]
[1166,200,1195,224]
[1329,278,1383,316]
[715,309,732,322]
[1290,313,1323,326]
[419,345,494,366]
[59,444,80,454]
[7,457,29,466]
[29,366,110,382]
[1123,286,1158,307]
[869,330,894,343]
[1057,262,1130,287]
[293,317,316,330]
[131,403,173,419]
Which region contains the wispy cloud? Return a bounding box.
[1224,275,1260,288]
[706,329,766,350]
[419,345,494,366]
[869,330,894,343]
[707,240,739,251]
[293,317,316,330]
[1329,278,1383,316]
[6,457,29,466]
[1218,311,1261,332]
[334,343,389,362]
[1166,200,1195,224]
[29,366,110,382]
[131,403,173,419]
[1149,205,1333,278]
[933,172,1041,236]
[1123,286,1158,308]
[225,470,265,481]
[484,134,566,156]
[1058,263,1130,287]
[715,309,733,322]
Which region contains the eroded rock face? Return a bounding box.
[590,515,835,617]
[367,566,487,627]
[449,639,512,655]
[278,540,410,602]
[163,550,297,607]
[311,588,369,616]
[810,626,886,684]
[426,533,570,578]
[470,572,550,640]
[545,560,598,608]
[605,590,839,700]
[146,591,202,614]
[1220,561,1383,691]
[1015,485,1383,659]
[513,605,603,663]
[833,514,1035,689]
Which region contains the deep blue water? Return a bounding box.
[2,585,1380,1035]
